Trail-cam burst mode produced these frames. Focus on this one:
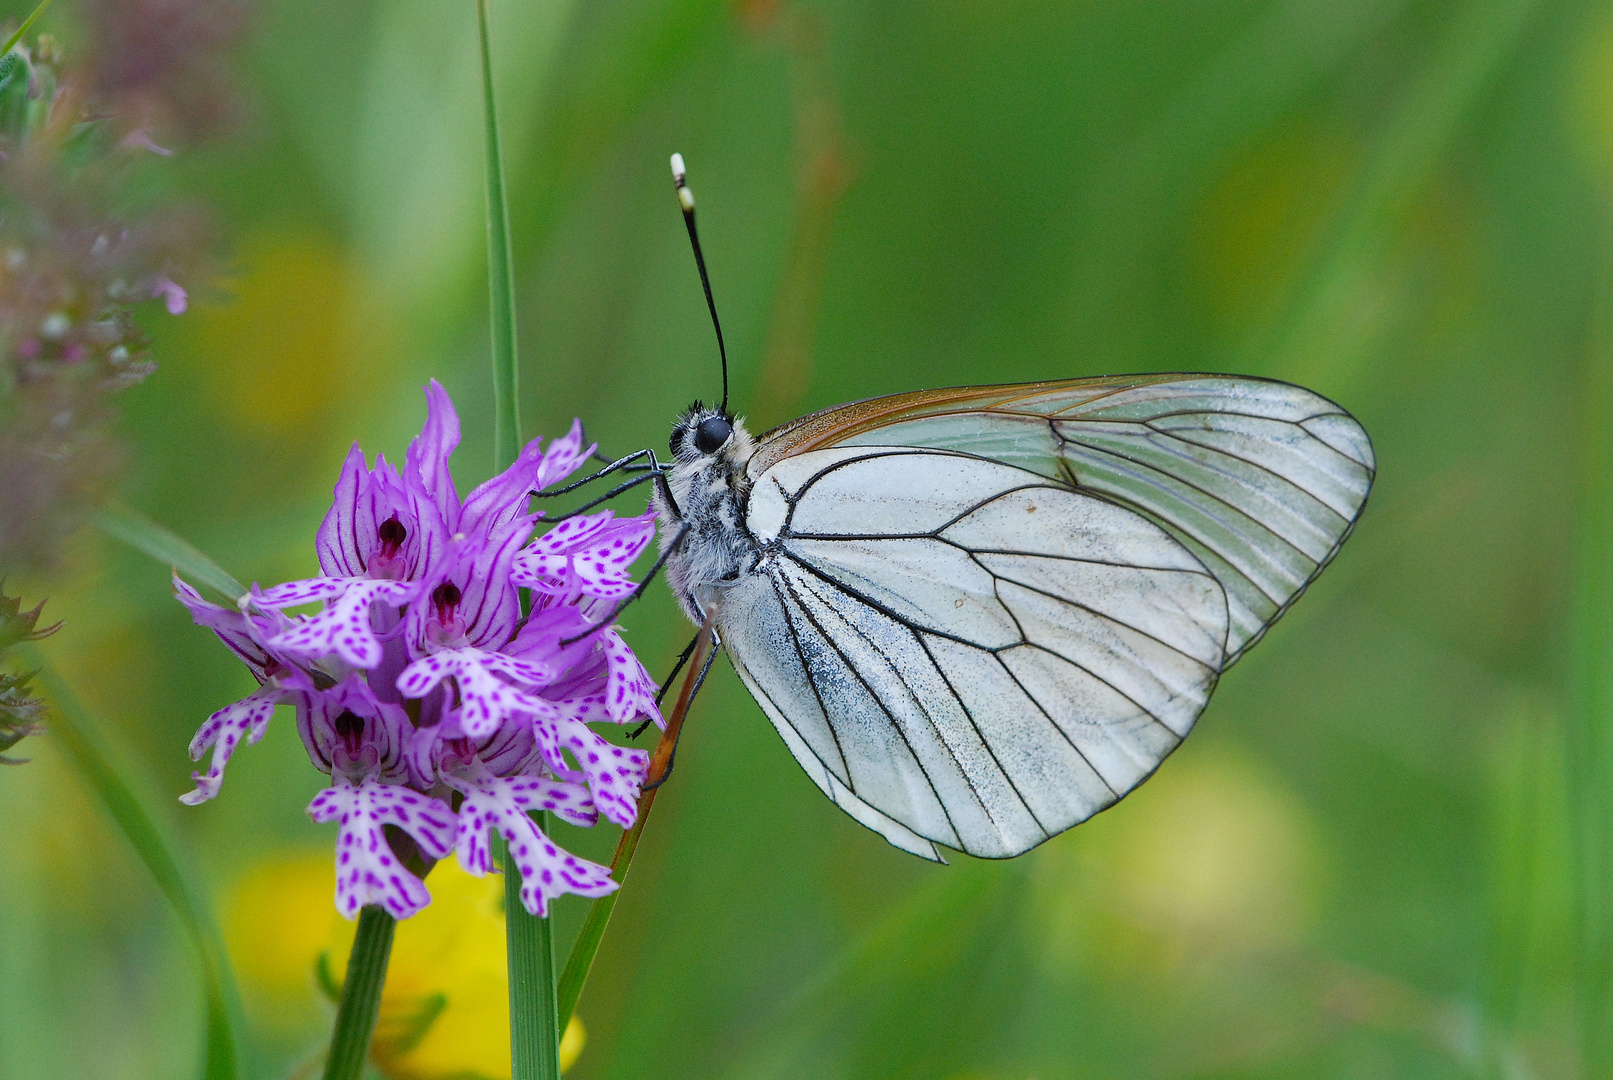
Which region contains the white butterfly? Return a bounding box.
[652,374,1374,863]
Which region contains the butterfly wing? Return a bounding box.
[724,447,1232,859]
[749,374,1375,662]
[723,375,1372,858]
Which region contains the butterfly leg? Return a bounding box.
[575,421,656,472]
[591,448,654,472]
[641,632,721,791]
[543,470,661,522]
[558,523,691,647]
[533,447,660,499]
[630,633,701,740]
[538,451,684,525]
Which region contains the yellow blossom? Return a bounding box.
[226,850,585,1078]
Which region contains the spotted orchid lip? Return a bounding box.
[175,381,661,920]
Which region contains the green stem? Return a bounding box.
[477,3,552,1074]
[556,821,640,1033]
[479,0,521,473]
[1,0,57,56]
[503,831,561,1080]
[322,906,397,1080]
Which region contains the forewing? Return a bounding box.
[750,374,1373,661]
[728,449,1229,859]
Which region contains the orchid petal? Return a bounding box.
[533,419,590,491]
[603,627,661,726]
[269,579,416,668]
[406,380,462,530]
[181,687,281,804]
[174,574,280,679]
[308,779,455,919]
[316,445,370,578]
[449,772,615,916]
[255,577,349,608]
[397,648,558,739]
[556,717,648,829]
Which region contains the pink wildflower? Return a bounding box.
[175,382,658,918]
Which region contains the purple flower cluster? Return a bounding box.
[177,382,661,919]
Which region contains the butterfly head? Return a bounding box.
[670,401,753,471]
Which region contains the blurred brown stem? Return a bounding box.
[555,614,716,1030]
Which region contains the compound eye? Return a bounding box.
[694,415,732,455]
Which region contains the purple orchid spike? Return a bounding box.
[174,382,661,918]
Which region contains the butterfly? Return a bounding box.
[558,156,1374,863]
[653,374,1373,862]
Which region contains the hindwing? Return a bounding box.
[726,449,1230,859]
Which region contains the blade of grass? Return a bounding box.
[28,654,244,1080]
[713,861,1007,1080]
[1,0,57,56]
[1571,196,1613,1080]
[478,2,553,1076]
[481,0,521,474]
[1058,0,1413,359]
[503,831,560,1080]
[94,503,247,602]
[557,619,715,1032]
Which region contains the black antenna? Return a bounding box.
[671,153,729,415]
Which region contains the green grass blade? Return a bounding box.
[557,622,712,1033]
[478,1,552,1075]
[714,864,1006,1080]
[556,804,647,1033]
[94,503,247,602]
[503,833,561,1080]
[1571,199,1613,1080]
[1247,0,1544,388]
[1,0,57,56]
[480,0,521,474]
[28,654,245,1080]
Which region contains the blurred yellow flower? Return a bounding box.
[1031,747,1323,982]
[191,234,352,437]
[225,850,585,1078]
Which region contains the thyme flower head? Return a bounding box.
[178,383,661,919]
[0,33,215,570]
[0,584,58,763]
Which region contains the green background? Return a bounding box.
[4,0,1608,1077]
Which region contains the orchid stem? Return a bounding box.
[32,656,244,1080]
[322,905,396,1080]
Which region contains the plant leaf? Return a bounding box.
[28,654,245,1080]
[94,503,247,601]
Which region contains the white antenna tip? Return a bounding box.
[670,153,686,184]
